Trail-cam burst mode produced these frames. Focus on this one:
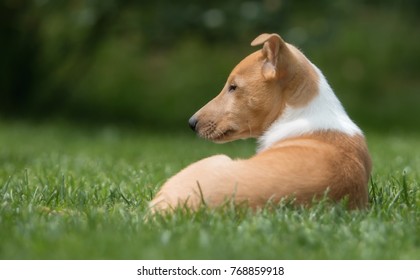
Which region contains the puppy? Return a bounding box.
[149,33,371,212]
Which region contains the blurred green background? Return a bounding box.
[1,0,419,132]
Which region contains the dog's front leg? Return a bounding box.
[149,154,234,213]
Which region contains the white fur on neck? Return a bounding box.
[258,66,362,152]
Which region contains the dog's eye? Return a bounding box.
[228,84,237,93]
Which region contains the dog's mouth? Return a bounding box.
[199,128,236,142]
[212,129,235,142]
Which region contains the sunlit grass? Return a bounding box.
[0,121,419,259]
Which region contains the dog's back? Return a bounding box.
[150,131,370,211]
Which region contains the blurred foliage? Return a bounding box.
[1,0,419,132]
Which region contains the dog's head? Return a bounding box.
[188,33,318,143]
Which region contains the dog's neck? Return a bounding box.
[257,66,362,152]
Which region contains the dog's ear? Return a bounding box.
[251,33,285,80]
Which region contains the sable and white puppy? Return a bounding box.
[149,33,371,212]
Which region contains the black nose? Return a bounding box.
[188,116,198,131]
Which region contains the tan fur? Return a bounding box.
[149,33,371,213]
[190,36,318,143]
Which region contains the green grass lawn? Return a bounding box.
[0,121,419,259]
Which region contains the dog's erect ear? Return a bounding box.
[251,33,285,80]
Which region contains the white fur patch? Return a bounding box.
[258,65,362,151]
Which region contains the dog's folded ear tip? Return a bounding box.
[250,33,269,46]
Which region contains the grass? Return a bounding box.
[0,121,419,259]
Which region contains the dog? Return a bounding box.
[149,33,371,213]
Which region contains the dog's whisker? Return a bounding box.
[247,121,253,138]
